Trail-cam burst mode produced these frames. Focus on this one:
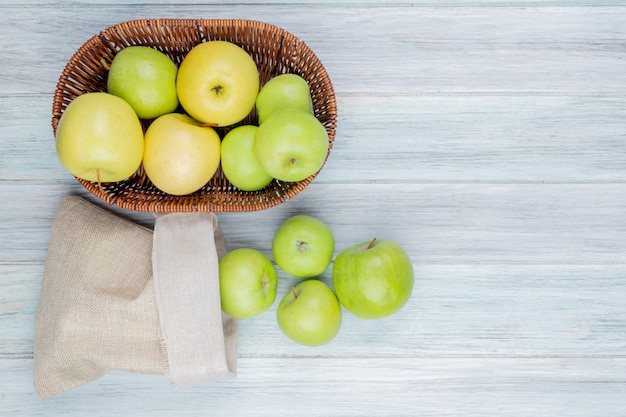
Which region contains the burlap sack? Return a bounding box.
[34,196,237,399]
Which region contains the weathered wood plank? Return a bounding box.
[1,357,625,416]
[1,0,620,5]
[4,94,626,183]
[3,262,626,358]
[1,182,624,264]
[1,6,625,95]
[326,93,626,183]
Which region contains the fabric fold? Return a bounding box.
[152,212,237,386]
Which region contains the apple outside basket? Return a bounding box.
[45,19,337,391]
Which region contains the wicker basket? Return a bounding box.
[52,19,337,212]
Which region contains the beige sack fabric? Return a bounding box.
[152,211,237,386]
[34,196,237,399]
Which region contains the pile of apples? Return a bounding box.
[221,214,414,347]
[54,41,329,194]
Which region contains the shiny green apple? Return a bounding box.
[276,280,342,347]
[220,125,273,191]
[256,73,314,124]
[143,113,220,195]
[55,92,144,183]
[332,238,414,319]
[219,248,277,319]
[176,40,260,126]
[272,214,334,278]
[254,109,329,183]
[107,46,179,120]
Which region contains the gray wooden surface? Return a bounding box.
[1,1,625,416]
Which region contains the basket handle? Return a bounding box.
[152,212,236,386]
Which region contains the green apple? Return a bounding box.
[276,280,342,347]
[176,40,260,126]
[218,248,277,319]
[256,73,314,124]
[55,92,144,183]
[272,214,334,278]
[254,109,329,183]
[220,125,273,191]
[107,45,179,120]
[332,238,414,319]
[143,113,221,195]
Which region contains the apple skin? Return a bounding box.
[55,92,144,183]
[256,73,314,124]
[176,40,260,126]
[107,45,179,120]
[218,248,277,319]
[272,214,334,278]
[254,109,329,183]
[143,113,221,195]
[332,238,414,319]
[276,279,342,347]
[220,125,273,191]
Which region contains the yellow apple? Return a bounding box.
[143,113,221,195]
[55,92,144,183]
[176,41,260,126]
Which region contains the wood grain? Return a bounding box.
[4,94,626,183]
[1,358,625,416]
[2,182,625,264]
[3,262,626,358]
[1,0,625,415]
[2,6,626,95]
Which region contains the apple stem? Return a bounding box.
[367,237,377,250]
[96,169,102,191]
[198,122,219,127]
[290,285,298,299]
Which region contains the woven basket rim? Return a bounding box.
[52,18,337,213]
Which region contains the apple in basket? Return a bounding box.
[107,45,179,120]
[218,248,278,319]
[276,279,342,347]
[332,238,414,319]
[255,73,314,124]
[176,40,260,127]
[220,125,273,192]
[254,109,329,183]
[272,214,334,278]
[55,92,144,183]
[142,113,221,196]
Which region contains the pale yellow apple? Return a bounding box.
[55,92,144,183]
[176,40,260,126]
[143,113,221,195]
